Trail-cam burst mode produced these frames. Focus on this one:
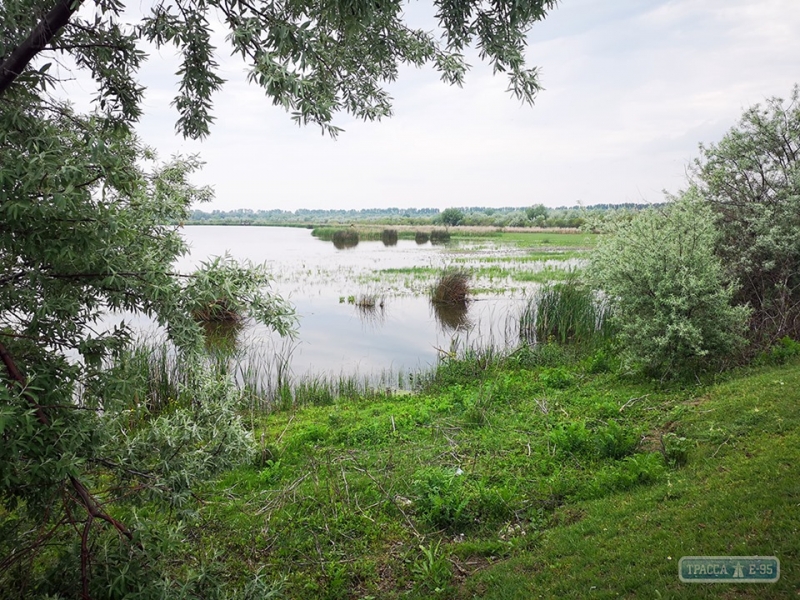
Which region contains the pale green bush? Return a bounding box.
[589,190,750,376]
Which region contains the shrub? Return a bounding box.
[589,190,750,377]
[184,255,295,333]
[694,84,800,344]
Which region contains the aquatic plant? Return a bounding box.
[431,269,471,305]
[520,276,611,346]
[381,229,398,246]
[415,231,430,244]
[429,229,451,244]
[332,229,360,249]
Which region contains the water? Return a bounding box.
[163,226,574,385]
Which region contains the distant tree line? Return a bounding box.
[186,202,661,228]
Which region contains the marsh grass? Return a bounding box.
[429,229,451,244]
[331,229,359,249]
[431,269,470,305]
[381,229,398,246]
[414,231,430,244]
[520,276,612,346]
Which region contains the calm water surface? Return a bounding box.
[170,226,568,385]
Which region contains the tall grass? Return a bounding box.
[415,231,430,244]
[520,277,612,346]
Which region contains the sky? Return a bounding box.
[124,0,800,211]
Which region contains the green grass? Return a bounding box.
[182,342,800,599]
[492,231,597,248]
[458,361,800,598]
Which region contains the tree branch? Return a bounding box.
[0,0,82,95]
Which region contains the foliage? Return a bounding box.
[526,204,549,221]
[1,0,555,592]
[694,84,800,344]
[439,207,465,227]
[184,255,294,329]
[589,190,750,377]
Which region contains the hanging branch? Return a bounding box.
[0,0,82,95]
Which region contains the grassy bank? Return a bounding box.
[184,347,799,598]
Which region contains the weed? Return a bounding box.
[659,432,690,467]
[411,540,452,594]
[594,420,638,459]
[539,367,575,389]
[415,231,430,244]
[755,335,800,365]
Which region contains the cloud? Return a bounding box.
[123,0,800,210]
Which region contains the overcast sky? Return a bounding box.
[129,0,800,211]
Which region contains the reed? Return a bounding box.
[331,229,360,249]
[415,231,430,244]
[431,269,470,305]
[381,229,398,246]
[519,276,611,346]
[429,229,451,244]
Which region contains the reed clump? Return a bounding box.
[332,229,360,249]
[381,229,398,246]
[429,229,451,245]
[431,270,470,305]
[191,298,243,323]
[415,231,430,244]
[520,277,611,346]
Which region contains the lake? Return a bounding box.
[168,226,578,388]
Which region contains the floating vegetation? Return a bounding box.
[431,269,470,305]
[415,231,430,245]
[381,229,398,246]
[332,229,360,249]
[429,229,450,245]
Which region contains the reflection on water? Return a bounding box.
[200,320,243,356]
[431,300,472,332]
[354,301,387,329]
[381,229,398,247]
[160,226,582,385]
[332,230,359,249]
